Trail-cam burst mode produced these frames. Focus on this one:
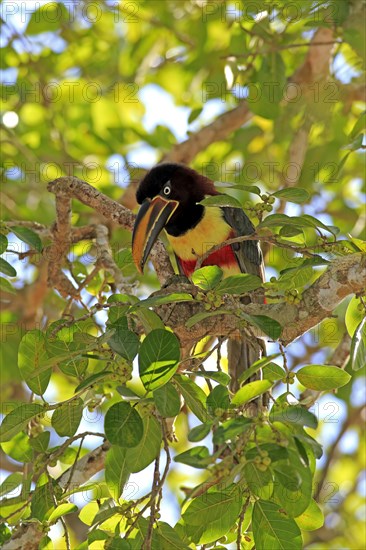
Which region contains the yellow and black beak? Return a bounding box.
[132,195,179,272]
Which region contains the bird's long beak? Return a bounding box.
[132,196,179,272]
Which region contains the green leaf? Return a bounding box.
[1,431,33,462]
[51,398,83,437]
[11,226,42,252]
[48,503,78,524]
[27,2,69,34]
[296,365,351,391]
[132,308,165,332]
[0,234,8,254]
[105,446,130,500]
[174,375,208,422]
[0,258,16,277]
[132,293,193,309]
[270,405,318,430]
[345,296,365,337]
[215,274,262,295]
[59,355,88,378]
[183,486,242,544]
[29,431,50,452]
[243,462,273,500]
[199,194,242,209]
[188,423,212,442]
[174,446,211,468]
[188,107,203,124]
[74,371,114,393]
[241,313,282,340]
[348,111,366,139]
[153,383,181,417]
[0,276,15,294]
[295,499,324,531]
[0,473,23,497]
[252,499,302,550]
[239,354,281,384]
[249,53,286,119]
[139,329,180,391]
[216,182,262,196]
[31,481,56,521]
[272,449,313,517]
[18,330,51,395]
[263,363,286,382]
[279,225,304,237]
[213,417,252,445]
[125,407,162,472]
[191,266,223,290]
[104,402,143,448]
[272,188,310,204]
[108,322,140,362]
[348,235,366,253]
[155,521,190,549]
[0,403,44,442]
[206,385,230,413]
[343,134,364,151]
[232,380,272,406]
[351,318,366,371]
[273,464,302,490]
[194,370,231,386]
[246,444,288,463]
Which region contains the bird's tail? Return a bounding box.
[228,336,266,410]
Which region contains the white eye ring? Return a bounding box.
[163,184,171,196]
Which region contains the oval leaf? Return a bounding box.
[191,266,223,290]
[105,446,130,500]
[51,398,83,437]
[0,403,44,443]
[232,380,272,406]
[108,324,140,362]
[153,383,181,417]
[125,408,162,472]
[296,365,351,391]
[0,234,8,254]
[199,194,242,209]
[18,330,51,395]
[11,226,42,252]
[174,375,207,422]
[252,499,302,550]
[216,274,262,295]
[272,188,310,204]
[295,499,324,531]
[0,257,16,277]
[139,329,180,391]
[104,402,143,448]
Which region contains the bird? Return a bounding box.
[131,162,265,395]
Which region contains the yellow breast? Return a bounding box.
[166,207,231,260]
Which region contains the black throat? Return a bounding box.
[165,203,204,237]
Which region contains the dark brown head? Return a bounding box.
[132,163,216,272]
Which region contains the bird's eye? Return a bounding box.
[163,183,171,196]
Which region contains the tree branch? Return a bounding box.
[47,176,174,286]
[155,253,365,348]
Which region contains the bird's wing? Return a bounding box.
[222,207,265,282]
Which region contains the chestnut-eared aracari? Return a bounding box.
[132,163,265,393]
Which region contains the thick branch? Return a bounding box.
[58,441,110,489]
[48,189,76,298]
[157,254,365,347]
[47,176,174,286]
[163,102,251,164]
